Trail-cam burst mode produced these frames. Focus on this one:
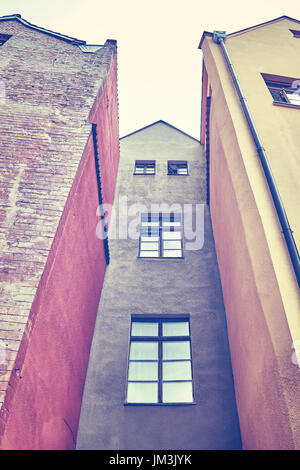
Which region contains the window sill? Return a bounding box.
[124,402,196,406]
[167,173,189,176]
[133,173,156,175]
[273,101,300,109]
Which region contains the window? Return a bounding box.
[167,160,188,175]
[126,316,194,405]
[134,160,155,175]
[262,74,300,107]
[290,29,300,38]
[138,212,183,258]
[0,34,12,46]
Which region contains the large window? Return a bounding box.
[138,212,183,258]
[126,316,194,405]
[262,73,300,106]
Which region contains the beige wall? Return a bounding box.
[201,18,300,449]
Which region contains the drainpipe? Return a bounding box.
[205,96,211,205]
[92,123,110,265]
[212,31,300,287]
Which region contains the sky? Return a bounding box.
[1,0,300,139]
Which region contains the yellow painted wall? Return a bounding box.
[201,17,300,449]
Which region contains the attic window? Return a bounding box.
[262,73,300,107]
[0,34,12,46]
[168,161,188,175]
[134,160,156,175]
[290,29,300,38]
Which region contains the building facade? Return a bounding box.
[199,16,300,449]
[76,120,242,450]
[0,15,120,449]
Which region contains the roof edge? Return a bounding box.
[227,15,300,39]
[198,31,213,50]
[198,15,300,49]
[120,120,200,142]
[0,14,86,44]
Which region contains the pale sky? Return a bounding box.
[1,0,300,139]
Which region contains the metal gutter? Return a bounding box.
[92,123,110,265]
[212,31,300,287]
[205,96,211,205]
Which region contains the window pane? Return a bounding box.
[162,231,181,240]
[163,361,192,380]
[140,242,159,251]
[162,321,189,337]
[139,251,159,257]
[130,341,158,360]
[177,169,188,175]
[163,249,182,257]
[141,236,160,242]
[127,382,158,403]
[131,322,159,336]
[145,168,155,173]
[135,167,144,173]
[286,91,300,105]
[128,361,158,380]
[162,382,193,403]
[162,213,181,220]
[141,222,159,227]
[163,240,181,250]
[163,341,190,359]
[141,213,159,221]
[162,221,181,227]
[140,228,159,236]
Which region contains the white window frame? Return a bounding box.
[125,315,195,405]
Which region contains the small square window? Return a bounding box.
[126,316,194,405]
[138,212,183,259]
[167,161,188,175]
[0,34,12,46]
[134,160,155,175]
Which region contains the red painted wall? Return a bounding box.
[0,55,119,450]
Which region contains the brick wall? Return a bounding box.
[0,18,119,448]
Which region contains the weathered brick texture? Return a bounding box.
[0,17,119,448]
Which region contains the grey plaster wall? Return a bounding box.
[76,122,242,450]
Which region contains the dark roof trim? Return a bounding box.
[120,120,200,142]
[198,31,213,49]
[0,14,86,44]
[198,15,300,49]
[227,15,300,38]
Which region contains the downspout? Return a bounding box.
[212,31,300,288]
[92,123,110,265]
[205,96,211,205]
